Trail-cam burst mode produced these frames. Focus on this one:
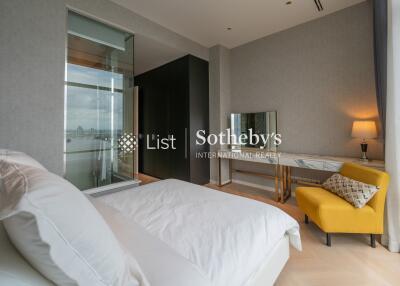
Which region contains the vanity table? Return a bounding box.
[218,149,385,203]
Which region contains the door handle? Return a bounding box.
[185,128,188,159]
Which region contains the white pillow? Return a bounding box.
[0,149,46,170]
[0,222,54,286]
[0,160,146,286]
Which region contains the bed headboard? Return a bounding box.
[0,222,54,285]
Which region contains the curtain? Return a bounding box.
[373,0,388,135]
[382,0,400,252]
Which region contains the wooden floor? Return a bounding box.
[137,173,160,185]
[206,182,400,286]
[138,175,400,285]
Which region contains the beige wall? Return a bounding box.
[231,1,383,161]
[0,0,66,174]
[0,0,208,175]
[222,1,383,188]
[0,0,382,184]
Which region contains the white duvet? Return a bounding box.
[97,179,301,286]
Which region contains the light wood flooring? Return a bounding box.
[138,175,400,285]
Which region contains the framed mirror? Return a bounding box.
[230,111,278,151]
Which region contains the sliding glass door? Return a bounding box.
[65,11,135,190]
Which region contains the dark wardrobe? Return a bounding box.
[135,55,210,185]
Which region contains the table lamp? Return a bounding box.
[351,120,377,161]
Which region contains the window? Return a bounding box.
[65,11,135,190]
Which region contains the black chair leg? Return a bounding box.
[326,233,331,247]
[305,214,309,224]
[370,234,376,248]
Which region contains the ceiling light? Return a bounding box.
[226,27,232,31]
[286,1,292,5]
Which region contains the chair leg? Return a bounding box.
[370,234,376,248]
[326,233,331,247]
[305,214,309,224]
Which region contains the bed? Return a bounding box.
[0,177,301,286]
[91,179,301,286]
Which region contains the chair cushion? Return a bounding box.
[296,186,379,233]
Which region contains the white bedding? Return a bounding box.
[91,199,212,286]
[96,179,301,286]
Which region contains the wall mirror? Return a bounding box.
[230,111,278,151]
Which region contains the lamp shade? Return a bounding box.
[351,121,377,139]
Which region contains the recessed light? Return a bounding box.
[286,1,292,5]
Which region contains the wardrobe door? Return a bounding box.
[167,57,190,181]
[137,67,169,179]
[154,64,171,179]
[188,56,210,185]
[138,76,156,177]
[138,55,209,182]
[137,77,151,177]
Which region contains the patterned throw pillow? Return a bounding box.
[322,173,379,208]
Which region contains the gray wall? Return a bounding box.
[231,1,383,161]
[0,0,66,174]
[0,0,208,175]
[0,0,382,185]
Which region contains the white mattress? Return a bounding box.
[94,179,301,286]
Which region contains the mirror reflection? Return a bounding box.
[230,111,277,151]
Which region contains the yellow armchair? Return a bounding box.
[296,162,390,247]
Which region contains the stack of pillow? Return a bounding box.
[0,149,148,286]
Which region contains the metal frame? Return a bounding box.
[217,157,292,203]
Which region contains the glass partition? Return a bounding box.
[65,11,135,190]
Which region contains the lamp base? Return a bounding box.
[360,142,368,161]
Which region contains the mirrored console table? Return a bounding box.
[218,150,385,203]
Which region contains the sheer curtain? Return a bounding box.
[373,0,388,135]
[382,0,400,252]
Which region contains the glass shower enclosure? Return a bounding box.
[65,11,136,190]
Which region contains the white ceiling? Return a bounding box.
[134,34,185,75]
[111,0,366,48]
